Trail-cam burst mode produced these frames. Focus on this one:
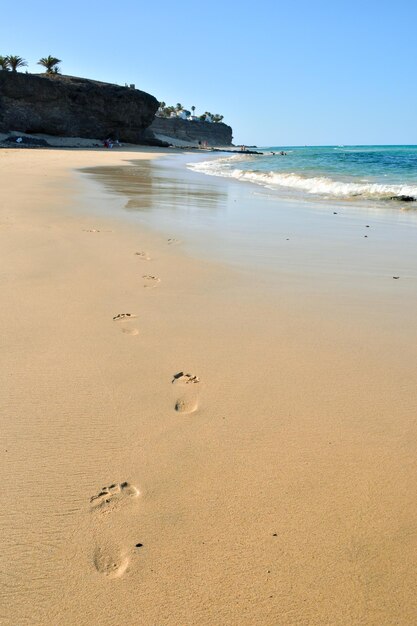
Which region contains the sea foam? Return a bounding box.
[188,156,417,201]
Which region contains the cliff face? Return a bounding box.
[149,116,233,146]
[0,73,158,143]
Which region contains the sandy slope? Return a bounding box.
[1,147,417,626]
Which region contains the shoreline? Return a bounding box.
[188,146,417,209]
[2,147,417,625]
[79,151,417,291]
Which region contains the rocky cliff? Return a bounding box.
[149,116,233,146]
[0,73,159,143]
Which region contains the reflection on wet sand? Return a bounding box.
[82,159,226,213]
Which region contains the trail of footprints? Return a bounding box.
[93,238,200,579]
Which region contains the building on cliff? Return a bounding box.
[0,72,234,147]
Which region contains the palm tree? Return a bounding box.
[6,55,27,72]
[0,56,10,70]
[38,56,62,74]
[175,102,183,111]
[191,105,196,115]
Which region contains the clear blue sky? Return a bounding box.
[2,0,416,145]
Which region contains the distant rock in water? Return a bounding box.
[391,195,415,202]
[149,116,233,146]
[0,72,158,143]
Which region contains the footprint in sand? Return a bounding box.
[93,545,129,578]
[113,313,135,321]
[172,372,200,414]
[113,313,139,336]
[167,238,181,245]
[135,251,151,260]
[121,327,139,335]
[90,483,140,580]
[90,482,140,513]
[142,275,160,288]
[83,229,113,233]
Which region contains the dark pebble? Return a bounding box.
[393,276,400,279]
[333,212,338,214]
[136,543,143,548]
[272,533,277,537]
[391,195,415,202]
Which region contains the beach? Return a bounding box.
[2,146,417,625]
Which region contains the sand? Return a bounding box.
[1,147,417,626]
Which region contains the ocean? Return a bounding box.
[188,145,417,206]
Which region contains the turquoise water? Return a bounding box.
[188,146,417,205]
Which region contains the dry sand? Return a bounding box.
[1,147,417,625]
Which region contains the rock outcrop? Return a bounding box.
[4,135,49,146]
[0,72,159,143]
[391,195,415,202]
[149,116,233,146]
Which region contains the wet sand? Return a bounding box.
[1,147,417,625]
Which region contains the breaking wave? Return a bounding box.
[188,157,417,201]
